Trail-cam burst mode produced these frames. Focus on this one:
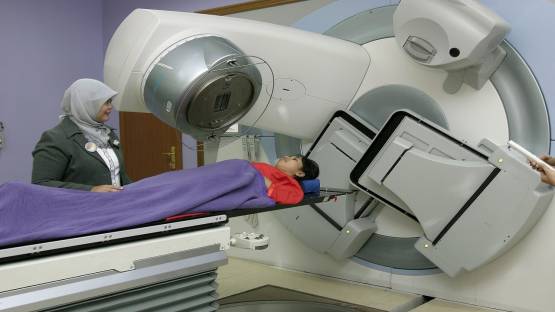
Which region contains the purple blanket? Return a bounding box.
[0,159,275,248]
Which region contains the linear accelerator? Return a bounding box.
[1,0,553,311]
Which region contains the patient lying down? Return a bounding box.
[0,157,319,248]
[252,155,319,205]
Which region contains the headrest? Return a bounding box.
[300,179,320,194]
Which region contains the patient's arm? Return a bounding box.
[267,182,303,204]
[251,161,303,204]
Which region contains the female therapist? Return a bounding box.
[32,79,131,192]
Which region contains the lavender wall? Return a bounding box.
[0,0,104,183]
[102,0,250,170]
[0,0,250,184]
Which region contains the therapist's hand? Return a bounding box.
[540,155,555,166]
[91,185,123,192]
[530,160,555,186]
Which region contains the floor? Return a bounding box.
[219,285,385,311]
[217,257,503,312]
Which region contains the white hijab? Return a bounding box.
[60,79,118,147]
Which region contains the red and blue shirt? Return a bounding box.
[251,162,303,204]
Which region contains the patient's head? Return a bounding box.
[275,155,319,181]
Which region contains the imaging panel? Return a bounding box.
[275,111,377,259]
[351,111,554,277]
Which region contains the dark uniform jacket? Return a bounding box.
[32,118,132,190]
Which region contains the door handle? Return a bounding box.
[162,146,176,169]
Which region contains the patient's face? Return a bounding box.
[275,155,305,178]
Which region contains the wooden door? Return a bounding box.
[119,0,300,178]
[119,112,183,181]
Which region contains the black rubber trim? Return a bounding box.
[309,204,343,231]
[380,147,413,183]
[354,197,374,219]
[432,167,500,245]
[330,142,356,163]
[225,190,346,217]
[350,111,488,221]
[306,110,376,158]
